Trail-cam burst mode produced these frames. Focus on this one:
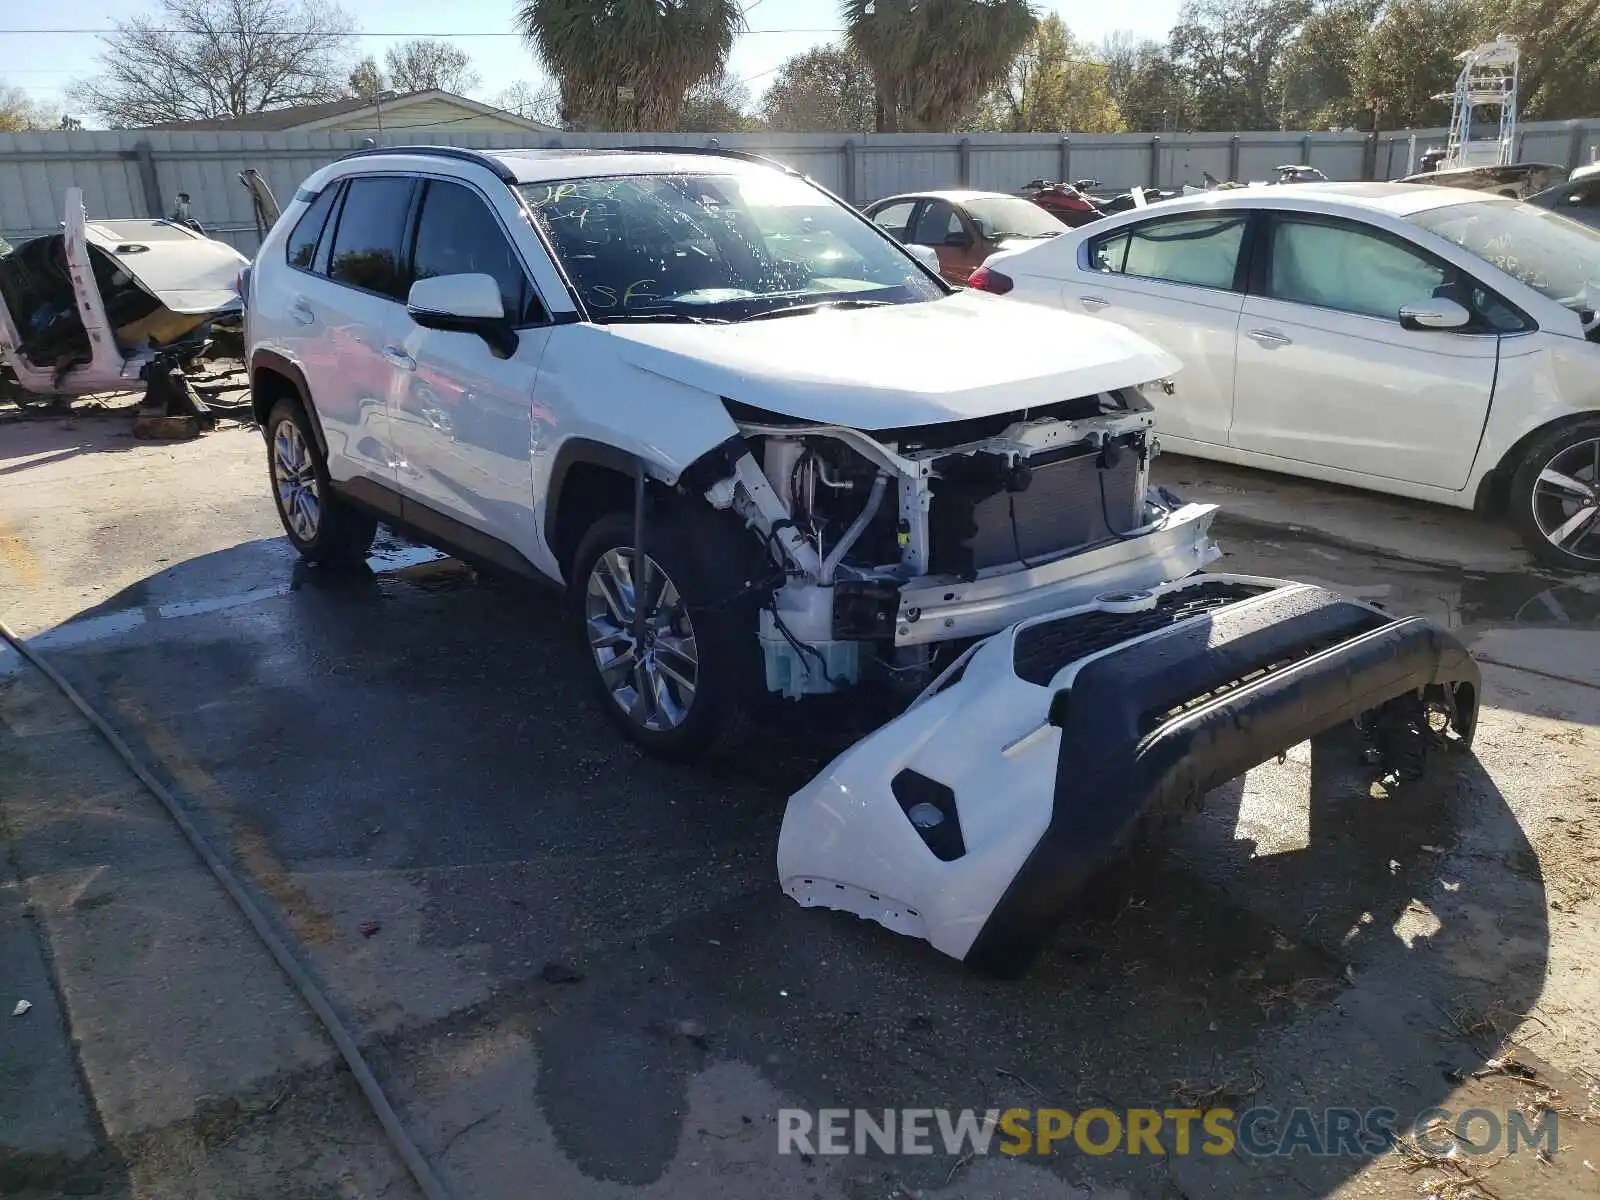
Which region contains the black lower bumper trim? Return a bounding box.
[964,592,1480,977]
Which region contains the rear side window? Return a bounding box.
[326,176,415,300]
[871,200,916,241]
[286,185,340,271]
[410,180,543,325]
[1091,214,1247,290]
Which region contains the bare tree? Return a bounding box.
[383,39,481,94]
[495,80,563,126]
[71,0,357,128]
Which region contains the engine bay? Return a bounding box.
[707,384,1208,700]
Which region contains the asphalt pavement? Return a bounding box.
[2,418,1598,1200]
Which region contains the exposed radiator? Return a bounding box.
[928,444,1143,577]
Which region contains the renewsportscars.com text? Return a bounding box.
[778,1106,1558,1159]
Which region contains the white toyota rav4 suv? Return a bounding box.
[242,147,1489,973]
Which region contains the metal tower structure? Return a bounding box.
[1437,36,1521,170]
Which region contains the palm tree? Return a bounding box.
[843,0,1036,131]
[517,0,746,132]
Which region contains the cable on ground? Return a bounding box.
[0,617,453,1200]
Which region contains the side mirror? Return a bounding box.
[1398,296,1471,331]
[407,273,519,357]
[944,230,973,248]
[905,243,941,273]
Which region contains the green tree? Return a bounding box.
[1491,0,1600,120]
[973,15,1122,131]
[517,0,745,131]
[1170,0,1313,130]
[1352,0,1479,129]
[348,56,385,99]
[0,83,58,132]
[843,0,1036,132]
[1102,33,1190,131]
[761,43,877,133]
[676,70,755,131]
[1277,0,1381,129]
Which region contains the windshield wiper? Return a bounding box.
[595,311,730,325]
[737,298,893,322]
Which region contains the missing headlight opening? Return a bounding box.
[701,388,1182,701]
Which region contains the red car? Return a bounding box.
[862,189,1069,286]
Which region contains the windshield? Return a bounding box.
[1408,200,1600,316]
[961,196,1064,240]
[520,171,945,322]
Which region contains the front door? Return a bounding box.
[1229,214,1499,491]
[907,200,984,285]
[388,177,556,567]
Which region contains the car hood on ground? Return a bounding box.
[597,289,1178,429]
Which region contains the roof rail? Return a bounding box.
[335,144,517,183]
[606,144,797,174]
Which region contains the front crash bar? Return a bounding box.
[964,595,1480,977]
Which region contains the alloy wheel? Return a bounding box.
[584,548,699,732]
[1531,438,1600,564]
[272,420,321,543]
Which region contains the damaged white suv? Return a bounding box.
[244,145,1217,754]
[247,146,1484,974]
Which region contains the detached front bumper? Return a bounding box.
[894,502,1220,647]
[777,575,1480,976]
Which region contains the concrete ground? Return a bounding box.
[2,415,1599,1200]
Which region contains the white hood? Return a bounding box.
[598,289,1179,429]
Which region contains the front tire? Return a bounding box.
[1508,420,1600,572]
[265,398,376,566]
[569,506,764,760]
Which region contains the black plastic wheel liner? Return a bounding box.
[963,587,1481,978]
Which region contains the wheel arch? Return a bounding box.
[545,438,647,578]
[249,350,328,458]
[1475,409,1600,515]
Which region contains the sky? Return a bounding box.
[1,0,1185,124]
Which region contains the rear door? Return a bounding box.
[1070,211,1251,446]
[388,176,557,567]
[289,174,417,491]
[1228,213,1500,490]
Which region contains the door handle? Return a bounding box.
[1079,294,1110,310]
[383,346,416,371]
[289,297,314,325]
[1247,328,1292,347]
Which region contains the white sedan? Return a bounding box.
[970,182,1600,571]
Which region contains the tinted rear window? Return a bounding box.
[286,185,340,271]
[327,176,414,300]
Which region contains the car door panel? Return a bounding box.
[388,178,556,569]
[907,200,973,285]
[292,176,415,491]
[1229,215,1498,491]
[1071,213,1249,446]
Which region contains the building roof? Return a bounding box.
[143,89,556,133]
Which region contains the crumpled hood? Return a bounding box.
[597,289,1179,429]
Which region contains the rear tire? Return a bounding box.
[265,397,376,566]
[1508,419,1600,572]
[569,504,765,760]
